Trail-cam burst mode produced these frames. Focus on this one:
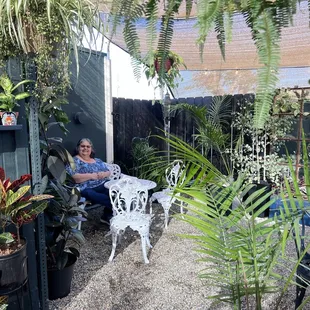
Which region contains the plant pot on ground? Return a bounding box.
[0,167,52,294]
[44,176,87,300]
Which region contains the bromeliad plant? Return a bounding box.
[0,167,53,248]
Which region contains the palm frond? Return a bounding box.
[208,95,232,127]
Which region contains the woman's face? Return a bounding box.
[78,140,92,157]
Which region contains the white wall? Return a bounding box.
[81,29,162,100]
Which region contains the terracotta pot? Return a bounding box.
[0,112,19,126]
[154,57,174,73]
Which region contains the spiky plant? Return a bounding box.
[171,95,231,164]
[108,0,303,128]
[155,132,310,309]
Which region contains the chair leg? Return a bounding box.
[146,233,152,249]
[139,234,149,264]
[161,201,171,229]
[109,229,118,262]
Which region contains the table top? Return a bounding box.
[104,178,157,190]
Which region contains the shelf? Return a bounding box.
[0,125,23,131]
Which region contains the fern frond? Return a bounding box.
[196,0,222,54]
[156,15,175,87]
[253,10,280,129]
[214,11,226,60]
[185,0,194,18]
[144,0,159,51]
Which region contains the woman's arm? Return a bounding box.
[72,170,110,184]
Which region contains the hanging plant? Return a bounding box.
[0,0,102,133]
[144,50,186,90]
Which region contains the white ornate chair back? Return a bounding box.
[165,160,185,188]
[106,163,122,180]
[109,178,148,216]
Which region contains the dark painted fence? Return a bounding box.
[112,94,254,173]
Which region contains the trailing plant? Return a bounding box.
[109,0,304,128]
[273,88,301,116]
[0,73,33,112]
[0,0,102,133]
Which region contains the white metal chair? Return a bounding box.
[150,160,185,228]
[106,163,122,180]
[108,178,152,264]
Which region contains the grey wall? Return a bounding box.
[48,49,107,159]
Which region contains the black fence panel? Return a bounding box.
[113,96,218,171]
[112,94,254,172]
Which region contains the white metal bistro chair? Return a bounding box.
[108,178,152,264]
[150,160,185,228]
[106,163,122,180]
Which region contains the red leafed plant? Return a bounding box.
[0,167,53,246]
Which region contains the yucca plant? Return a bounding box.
[158,133,310,309]
[0,167,53,247]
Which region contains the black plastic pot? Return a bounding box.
[0,238,28,294]
[47,253,77,300]
[246,182,272,217]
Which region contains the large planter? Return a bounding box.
[0,238,28,294]
[47,253,77,300]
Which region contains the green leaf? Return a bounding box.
[0,232,14,244]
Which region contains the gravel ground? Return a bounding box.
[49,204,310,310]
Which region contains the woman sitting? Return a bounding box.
[66,138,112,225]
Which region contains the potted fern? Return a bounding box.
[144,50,186,90]
[0,73,33,126]
[0,167,52,293]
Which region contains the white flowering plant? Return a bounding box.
[228,98,296,186]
